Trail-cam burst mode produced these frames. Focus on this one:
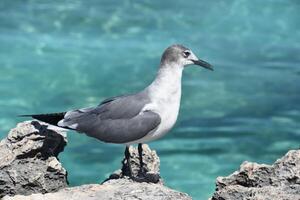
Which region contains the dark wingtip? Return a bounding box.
[17,113,66,127]
[18,114,32,117]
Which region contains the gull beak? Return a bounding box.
[192,59,214,71]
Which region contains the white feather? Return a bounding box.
[127,64,183,144]
[57,119,65,127]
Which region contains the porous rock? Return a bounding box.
[0,121,68,198]
[4,178,191,200]
[210,150,300,200]
[108,144,162,183]
[1,121,191,200]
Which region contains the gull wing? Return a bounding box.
[58,94,161,143]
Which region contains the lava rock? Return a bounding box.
[210,150,300,200]
[0,121,68,198]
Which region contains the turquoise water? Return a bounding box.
[1,0,300,199]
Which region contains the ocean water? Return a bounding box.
[0,0,300,199]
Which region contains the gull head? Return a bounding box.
[160,44,213,71]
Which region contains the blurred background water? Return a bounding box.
[0,0,300,199]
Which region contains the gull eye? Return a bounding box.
[183,51,191,58]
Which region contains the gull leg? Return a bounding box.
[138,143,145,175]
[136,143,160,183]
[124,145,133,177]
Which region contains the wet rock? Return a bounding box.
[0,121,68,198]
[210,150,300,200]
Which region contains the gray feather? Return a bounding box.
[59,92,161,143]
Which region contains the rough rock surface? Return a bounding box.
[210,150,300,200]
[1,121,191,200]
[108,144,162,183]
[0,121,68,198]
[4,179,191,200]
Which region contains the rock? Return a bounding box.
[210,150,300,200]
[7,121,300,200]
[1,121,191,200]
[108,144,162,183]
[3,179,191,200]
[0,121,68,198]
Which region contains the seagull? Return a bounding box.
[21,44,213,181]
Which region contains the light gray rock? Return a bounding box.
[0,121,68,198]
[4,178,191,200]
[1,121,191,200]
[210,150,300,200]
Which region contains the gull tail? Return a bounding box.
[19,112,66,127]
